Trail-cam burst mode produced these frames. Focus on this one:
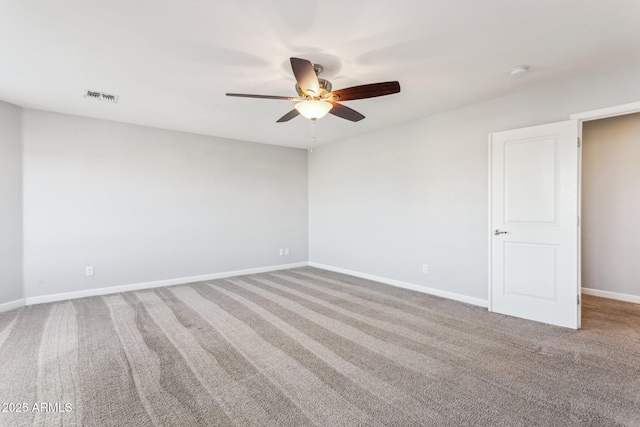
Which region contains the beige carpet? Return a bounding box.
[1,267,639,426]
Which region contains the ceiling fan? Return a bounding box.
[226,57,400,123]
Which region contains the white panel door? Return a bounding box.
[490,120,580,329]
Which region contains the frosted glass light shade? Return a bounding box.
[294,100,333,120]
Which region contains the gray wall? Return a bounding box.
[0,101,23,304]
[7,60,640,304]
[309,61,640,301]
[22,110,308,299]
[582,113,640,298]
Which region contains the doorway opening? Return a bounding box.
[580,112,640,306]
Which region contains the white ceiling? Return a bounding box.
[2,0,640,149]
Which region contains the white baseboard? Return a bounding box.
[25,262,309,306]
[308,262,488,308]
[0,298,26,313]
[582,287,640,304]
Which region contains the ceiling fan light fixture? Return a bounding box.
[294,100,333,120]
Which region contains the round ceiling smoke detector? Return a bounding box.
[509,65,529,77]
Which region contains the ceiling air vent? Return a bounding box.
[84,90,119,104]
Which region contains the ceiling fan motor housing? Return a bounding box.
[296,78,332,99]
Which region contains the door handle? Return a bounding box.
[494,229,509,235]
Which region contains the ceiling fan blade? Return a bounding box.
[290,57,320,97]
[329,102,365,122]
[276,109,300,123]
[330,81,400,102]
[226,93,302,101]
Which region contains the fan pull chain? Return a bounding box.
[310,118,316,152]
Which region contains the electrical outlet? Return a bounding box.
[422,264,428,274]
[86,266,94,276]
[284,248,289,255]
[279,249,284,256]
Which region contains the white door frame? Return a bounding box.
[488,100,640,325]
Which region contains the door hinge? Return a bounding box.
[577,216,580,226]
[577,295,581,305]
[577,137,581,147]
